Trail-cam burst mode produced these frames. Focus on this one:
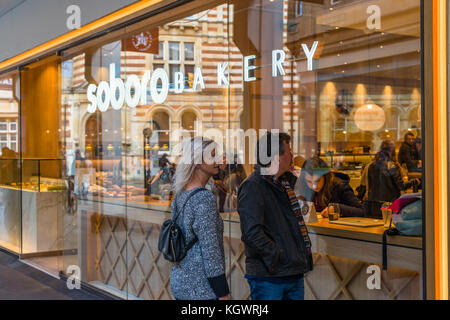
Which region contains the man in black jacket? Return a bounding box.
[398,132,421,172]
[237,131,313,300]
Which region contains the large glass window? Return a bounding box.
[0,72,21,254]
[52,0,424,300]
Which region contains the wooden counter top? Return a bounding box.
[78,196,422,250]
[307,218,422,249]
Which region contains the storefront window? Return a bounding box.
[0,72,20,253]
[227,0,422,300]
[0,0,419,300]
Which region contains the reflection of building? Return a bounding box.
[62,5,246,160]
[61,3,308,159]
[286,0,421,155]
[2,0,449,301]
[0,77,18,155]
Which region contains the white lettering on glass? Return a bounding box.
[87,84,97,113]
[140,70,151,105]
[174,72,184,93]
[367,5,381,30]
[86,44,320,112]
[150,68,169,104]
[302,41,319,71]
[97,81,111,112]
[217,62,229,86]
[193,67,205,91]
[272,50,286,77]
[244,55,257,82]
[109,63,125,110]
[125,75,141,108]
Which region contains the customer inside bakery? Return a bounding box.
[296,157,364,218]
[365,149,420,218]
[398,132,421,173]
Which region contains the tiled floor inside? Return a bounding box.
[0,249,102,300]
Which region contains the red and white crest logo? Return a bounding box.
[131,32,153,52]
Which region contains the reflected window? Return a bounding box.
[169,64,181,87]
[181,111,197,137]
[154,41,164,60]
[0,119,18,152]
[184,42,195,61]
[151,111,170,151]
[169,42,180,61]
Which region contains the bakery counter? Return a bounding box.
[304,218,423,299]
[74,196,423,299]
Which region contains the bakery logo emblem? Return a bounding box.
[132,32,153,52]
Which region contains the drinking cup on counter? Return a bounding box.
[328,203,340,221]
[381,207,392,228]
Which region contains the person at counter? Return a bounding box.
[296,157,364,217]
[398,132,421,172]
[238,131,313,300]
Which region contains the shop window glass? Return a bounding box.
[226,0,423,300]
[184,64,195,88]
[184,42,195,61]
[154,41,164,60]
[52,0,424,301]
[181,111,197,137]
[0,72,21,254]
[169,64,181,87]
[169,41,180,61]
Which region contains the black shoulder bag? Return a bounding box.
[158,187,206,263]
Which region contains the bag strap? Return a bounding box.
[382,218,399,270]
[173,187,207,222]
[174,187,207,250]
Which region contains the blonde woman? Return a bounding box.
[169,136,230,300]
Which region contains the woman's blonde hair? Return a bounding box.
[173,136,216,194]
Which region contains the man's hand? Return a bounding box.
[320,207,329,218]
[219,295,230,300]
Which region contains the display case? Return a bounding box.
[0,158,66,192]
[0,158,65,253]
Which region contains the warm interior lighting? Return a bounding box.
[353,103,385,131]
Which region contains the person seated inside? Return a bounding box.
[296,157,364,218]
[367,150,420,217]
[398,132,421,172]
[357,139,404,201]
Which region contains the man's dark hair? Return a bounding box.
[404,132,415,141]
[256,131,291,167]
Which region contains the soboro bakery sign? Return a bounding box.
[86,42,318,113]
